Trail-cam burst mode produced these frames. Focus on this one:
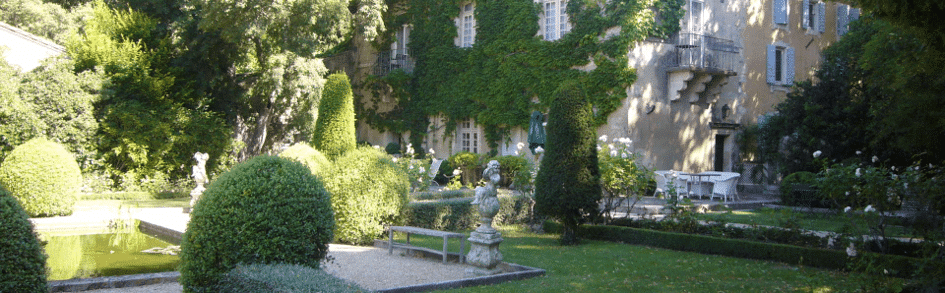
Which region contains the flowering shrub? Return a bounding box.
[391,143,433,193]
[597,135,650,221]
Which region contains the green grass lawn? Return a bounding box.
[391,225,903,292]
[694,208,911,238]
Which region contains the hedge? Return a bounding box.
[403,195,532,231]
[545,221,928,278]
[0,193,47,293]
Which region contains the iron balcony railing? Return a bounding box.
[667,33,739,73]
[373,49,415,76]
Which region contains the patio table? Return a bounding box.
[687,173,719,198]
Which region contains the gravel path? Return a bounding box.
[77,244,470,292]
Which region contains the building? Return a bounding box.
[340,0,859,174]
[0,21,65,72]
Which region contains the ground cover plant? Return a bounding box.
[390,225,904,292]
[217,263,364,293]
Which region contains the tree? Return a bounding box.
[186,0,385,161]
[312,73,356,159]
[0,0,91,44]
[843,0,945,50]
[534,80,601,245]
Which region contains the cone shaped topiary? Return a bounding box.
[0,189,48,293]
[0,137,82,217]
[312,73,356,159]
[179,156,334,293]
[278,143,332,177]
[534,80,601,245]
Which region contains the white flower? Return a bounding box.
[845,191,850,196]
[374,145,380,149]
[409,165,414,169]
[846,243,858,257]
[864,205,876,213]
[872,156,879,163]
[419,167,426,174]
[452,169,462,176]
[599,135,608,142]
[517,142,525,150]
[844,206,852,213]
[417,178,423,183]
[813,150,822,158]
[597,145,602,151]
[891,166,897,171]
[535,146,544,153]
[514,150,519,156]
[891,174,898,180]
[621,152,628,159]
[610,150,618,157]
[855,168,862,177]
[392,157,398,162]
[429,148,435,155]
[856,151,862,155]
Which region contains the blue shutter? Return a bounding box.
[766,45,776,84]
[785,46,795,84]
[773,0,787,25]
[817,3,826,33]
[850,8,860,22]
[837,5,849,36]
[802,0,810,28]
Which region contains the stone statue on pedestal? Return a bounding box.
[189,152,209,209]
[467,160,504,273]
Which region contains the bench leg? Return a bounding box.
[406,233,411,246]
[442,236,448,264]
[460,238,466,264]
[389,228,394,255]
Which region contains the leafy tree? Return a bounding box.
[0,0,91,44]
[312,73,356,159]
[534,80,601,245]
[844,0,945,50]
[0,57,43,159]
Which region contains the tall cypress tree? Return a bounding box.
[312,73,356,159]
[534,80,601,245]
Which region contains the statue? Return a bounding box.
[467,160,504,273]
[527,111,545,155]
[189,152,209,209]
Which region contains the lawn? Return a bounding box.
[694,208,911,238]
[392,225,903,292]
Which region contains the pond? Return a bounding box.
[39,223,180,281]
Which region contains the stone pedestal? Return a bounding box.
[466,230,503,270]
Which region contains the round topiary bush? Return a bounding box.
[534,80,602,245]
[0,137,82,217]
[0,189,48,293]
[312,73,356,159]
[179,156,334,293]
[322,146,409,244]
[278,143,331,177]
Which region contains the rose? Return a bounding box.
[813,150,822,158]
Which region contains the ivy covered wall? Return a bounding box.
[356,0,685,153]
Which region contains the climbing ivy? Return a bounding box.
[357,0,684,152]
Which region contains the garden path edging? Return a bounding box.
[47,271,180,292]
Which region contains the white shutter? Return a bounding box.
[817,2,826,33]
[773,0,787,25]
[802,0,810,29]
[766,45,776,84]
[785,46,795,84]
[837,5,849,36]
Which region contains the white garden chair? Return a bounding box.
[653,171,689,198]
[429,158,444,186]
[709,172,740,202]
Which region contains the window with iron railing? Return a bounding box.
[667,33,738,73]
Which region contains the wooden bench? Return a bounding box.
[388,226,466,264]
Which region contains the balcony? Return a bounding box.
[373,49,415,76]
[665,33,739,103]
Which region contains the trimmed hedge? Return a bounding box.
[322,146,409,244]
[215,263,364,293]
[278,143,331,177]
[546,221,928,278]
[179,156,334,293]
[403,195,532,231]
[312,73,356,159]
[492,155,528,187]
[0,191,47,293]
[0,137,82,217]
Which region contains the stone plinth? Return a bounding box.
[466,230,503,270]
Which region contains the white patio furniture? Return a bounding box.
[709,172,741,202]
[654,170,689,199]
[429,158,444,186]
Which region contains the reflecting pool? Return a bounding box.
[40,225,179,280]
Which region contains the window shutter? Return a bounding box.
[837,5,849,36]
[773,0,787,25]
[817,2,826,33]
[766,45,776,84]
[785,46,795,84]
[802,0,810,28]
[850,8,860,22]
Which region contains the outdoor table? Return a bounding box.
[687,173,719,198]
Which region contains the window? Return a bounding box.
[459,119,479,153]
[837,5,860,36]
[459,3,476,47]
[773,0,788,25]
[542,0,570,41]
[391,25,411,59]
[688,0,704,34]
[802,0,825,34]
[767,44,794,85]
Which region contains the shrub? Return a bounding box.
[492,155,528,187]
[403,195,532,231]
[0,191,47,293]
[384,142,401,155]
[534,80,601,244]
[779,171,825,207]
[312,73,356,159]
[322,146,409,244]
[0,137,82,217]
[448,151,482,185]
[277,143,331,177]
[216,263,364,293]
[179,156,334,293]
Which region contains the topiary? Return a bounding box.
[534,80,602,245]
[322,146,409,244]
[312,73,356,159]
[0,137,82,217]
[0,189,48,293]
[492,155,529,187]
[278,143,332,177]
[178,156,334,293]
